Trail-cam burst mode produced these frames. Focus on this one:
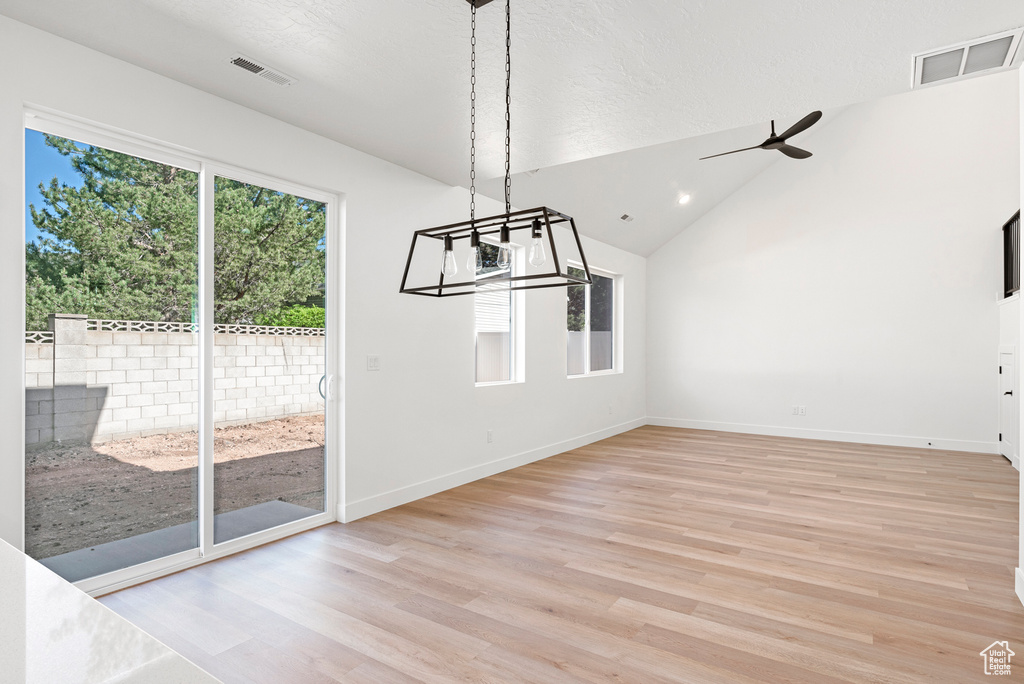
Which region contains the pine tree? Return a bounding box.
[26,135,325,329]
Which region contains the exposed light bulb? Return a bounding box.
[466,229,482,273]
[529,237,545,267]
[497,224,512,270]
[528,219,546,267]
[678,194,691,205]
[441,234,458,277]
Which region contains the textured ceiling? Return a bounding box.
[1,1,1023,254]
[479,110,837,256]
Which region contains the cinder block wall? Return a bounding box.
[25,315,325,447]
[25,338,55,445]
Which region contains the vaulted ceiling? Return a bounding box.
[1,0,1023,254]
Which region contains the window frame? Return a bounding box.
[474,236,525,387]
[566,263,622,379]
[1004,210,1020,299]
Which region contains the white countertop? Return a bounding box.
[0,538,220,684]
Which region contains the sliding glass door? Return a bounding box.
[23,117,337,589]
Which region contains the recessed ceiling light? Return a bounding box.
[678,194,691,205]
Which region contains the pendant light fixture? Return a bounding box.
[399,0,591,298]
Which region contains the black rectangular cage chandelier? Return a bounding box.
[399,0,591,298]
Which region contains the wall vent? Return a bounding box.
[913,28,1022,88]
[229,54,297,87]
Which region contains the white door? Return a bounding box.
[999,349,1017,467]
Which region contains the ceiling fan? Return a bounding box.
[700,110,822,161]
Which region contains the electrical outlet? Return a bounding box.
[486,429,493,444]
[366,355,381,371]
[798,406,806,416]
[792,406,799,415]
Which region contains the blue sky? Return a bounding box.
[25,128,80,245]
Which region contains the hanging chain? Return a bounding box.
[503,0,511,214]
[469,0,477,223]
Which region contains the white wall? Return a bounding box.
[647,70,1019,452]
[0,16,647,548]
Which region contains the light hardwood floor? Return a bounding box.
[100,426,1024,683]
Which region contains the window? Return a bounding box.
[475,243,514,383]
[567,266,617,376]
[1004,210,1019,299]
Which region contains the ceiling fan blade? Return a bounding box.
[778,144,812,159]
[777,110,822,141]
[699,144,763,160]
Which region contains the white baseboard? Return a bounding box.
[1016,568,1024,608]
[338,416,1000,523]
[340,417,646,522]
[645,417,997,454]
[1004,452,1020,471]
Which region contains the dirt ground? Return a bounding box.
[25,414,325,559]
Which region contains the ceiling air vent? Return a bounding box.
[913,28,1022,88]
[619,214,634,223]
[229,54,297,87]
